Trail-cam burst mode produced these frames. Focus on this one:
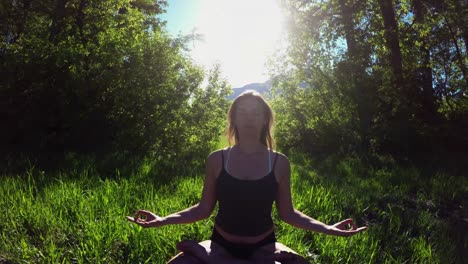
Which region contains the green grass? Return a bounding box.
[0,154,466,263]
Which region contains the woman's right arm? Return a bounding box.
[126,151,220,228]
[275,154,367,236]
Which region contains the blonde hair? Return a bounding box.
[227,90,275,149]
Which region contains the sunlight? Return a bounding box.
[191,0,286,87]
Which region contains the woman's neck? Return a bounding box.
[235,140,266,154]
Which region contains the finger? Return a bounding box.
[346,226,368,235]
[356,226,368,232]
[134,210,148,220]
[126,216,135,222]
[134,214,141,221]
[134,210,142,220]
[336,218,353,229]
[341,218,353,225]
[138,209,151,214]
[133,220,150,227]
[345,219,355,230]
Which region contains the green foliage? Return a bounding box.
[182,64,232,167]
[272,0,468,160]
[0,0,229,174]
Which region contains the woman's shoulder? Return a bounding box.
[271,150,290,174]
[205,148,230,176]
[206,147,230,164]
[271,150,289,162]
[209,147,230,156]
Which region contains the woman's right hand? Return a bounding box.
[126,209,165,228]
[328,218,367,237]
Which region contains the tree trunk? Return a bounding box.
[49,0,68,41]
[378,0,412,157]
[446,18,468,91]
[10,0,33,43]
[452,0,468,66]
[378,0,404,93]
[339,0,358,62]
[412,0,436,119]
[339,0,371,152]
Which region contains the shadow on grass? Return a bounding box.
[289,152,467,263]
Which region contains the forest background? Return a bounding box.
[0,0,467,263]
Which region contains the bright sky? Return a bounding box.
[160,0,287,88]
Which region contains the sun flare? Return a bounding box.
[191,0,286,87]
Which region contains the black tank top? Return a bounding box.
[214,149,278,236]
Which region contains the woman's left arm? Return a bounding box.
[275,154,367,237]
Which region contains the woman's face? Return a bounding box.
[234,97,266,136]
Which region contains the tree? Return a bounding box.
[272,0,467,159]
[0,0,229,173]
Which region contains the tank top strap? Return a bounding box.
[220,149,224,167]
[268,150,271,171]
[225,147,233,173]
[272,152,279,170]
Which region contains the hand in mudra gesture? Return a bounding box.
[126,209,165,228]
[330,218,367,237]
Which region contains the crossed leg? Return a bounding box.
[167,240,252,264]
[167,240,309,264]
[249,242,309,264]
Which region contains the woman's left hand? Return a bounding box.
[126,209,165,228]
[328,218,367,237]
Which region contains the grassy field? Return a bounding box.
[0,153,467,263]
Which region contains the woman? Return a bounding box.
[126,91,367,263]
